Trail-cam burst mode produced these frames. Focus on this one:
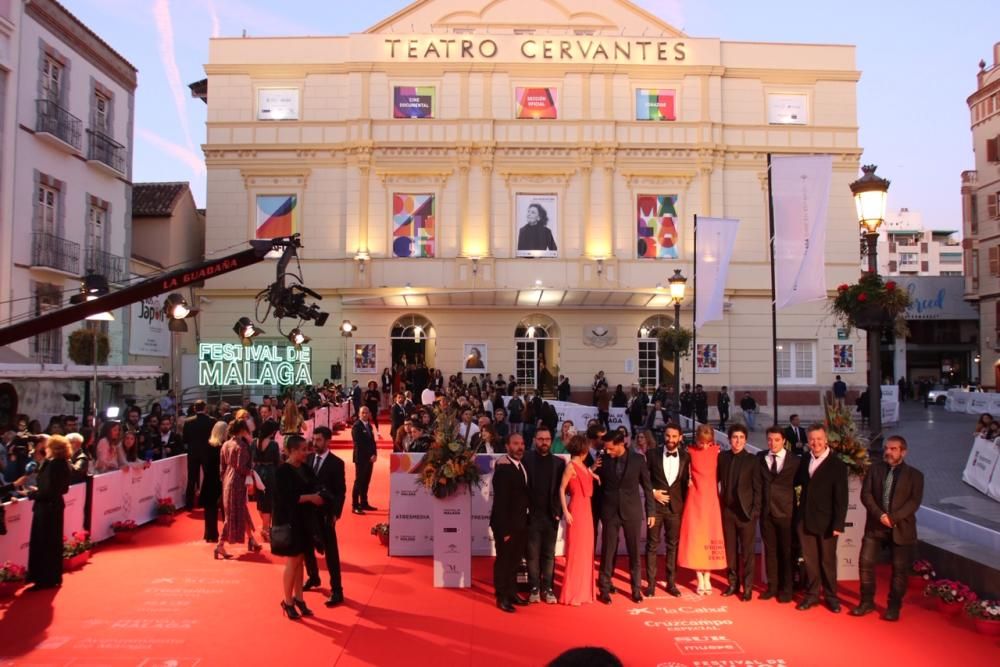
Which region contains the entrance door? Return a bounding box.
[392,338,426,370]
[515,340,537,389]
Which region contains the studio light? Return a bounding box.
[105,406,121,419]
[288,328,311,348]
[340,320,355,337]
[233,317,264,345]
[69,273,114,319]
[163,293,197,320]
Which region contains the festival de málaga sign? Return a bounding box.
[198,343,313,387]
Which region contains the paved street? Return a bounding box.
[889,401,1000,533]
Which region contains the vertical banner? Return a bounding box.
[836,475,866,581]
[392,193,435,257]
[770,155,833,309]
[432,486,471,588]
[694,217,740,330]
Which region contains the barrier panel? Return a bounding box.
[961,437,1000,499]
[0,483,86,569]
[90,456,188,542]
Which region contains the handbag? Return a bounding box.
[269,524,294,554]
[245,469,265,491]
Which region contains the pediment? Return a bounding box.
[367,0,684,38]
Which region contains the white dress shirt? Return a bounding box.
[662,448,680,486]
[458,422,480,443]
[768,448,787,474]
[808,447,830,477]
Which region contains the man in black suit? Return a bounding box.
[758,425,801,603]
[181,400,214,509]
[852,435,924,621]
[596,431,654,604]
[490,433,531,612]
[303,426,347,607]
[644,422,689,597]
[795,424,849,613]
[522,426,566,604]
[782,414,808,457]
[718,424,761,601]
[584,423,607,549]
[389,393,407,442]
[351,406,378,514]
[152,415,183,460]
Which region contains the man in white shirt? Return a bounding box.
[456,408,479,445]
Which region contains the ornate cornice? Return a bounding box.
[621,171,696,188]
[375,169,453,185]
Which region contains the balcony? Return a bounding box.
[85,246,127,283]
[31,231,80,275]
[35,99,82,152]
[87,129,126,176]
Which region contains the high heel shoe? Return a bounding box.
[248,537,262,553]
[213,545,233,560]
[280,601,301,620]
[293,598,314,617]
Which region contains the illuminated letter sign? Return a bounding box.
[197,343,313,387]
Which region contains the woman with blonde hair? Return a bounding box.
[26,434,71,589]
[280,398,303,437]
[677,424,726,594]
[202,420,226,544]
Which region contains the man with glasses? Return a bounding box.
[522,426,566,604]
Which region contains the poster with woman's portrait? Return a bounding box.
[696,343,719,373]
[833,344,854,372]
[463,343,488,373]
[515,194,559,258]
[353,343,377,374]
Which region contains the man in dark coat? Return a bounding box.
[644,423,689,597]
[522,426,566,604]
[303,426,348,607]
[718,424,762,601]
[182,400,214,509]
[490,433,531,613]
[350,406,378,514]
[757,425,802,603]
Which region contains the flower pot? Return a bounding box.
[0,581,24,598]
[155,515,175,526]
[64,551,90,571]
[112,530,135,543]
[377,533,389,547]
[850,304,896,331]
[935,598,963,615]
[973,618,1000,636]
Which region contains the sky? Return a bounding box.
[64,0,1000,231]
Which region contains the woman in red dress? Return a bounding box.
[558,434,601,606]
[216,419,262,559]
[678,424,727,594]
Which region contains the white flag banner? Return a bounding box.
[695,217,740,330]
[771,154,833,309]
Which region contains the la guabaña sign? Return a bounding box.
[198,342,312,387]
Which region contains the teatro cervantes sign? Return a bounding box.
[382,36,689,64]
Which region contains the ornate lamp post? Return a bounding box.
[850,165,890,436]
[668,269,688,420]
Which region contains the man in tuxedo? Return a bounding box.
[718,424,761,601]
[490,433,531,613]
[153,415,183,460]
[389,393,407,442]
[303,426,347,607]
[782,414,808,457]
[597,431,654,604]
[522,426,566,604]
[795,424,849,613]
[758,425,801,603]
[584,423,607,548]
[644,423,689,597]
[852,435,924,621]
[182,400,214,509]
[557,375,571,402]
[351,406,378,515]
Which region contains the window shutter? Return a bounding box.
[889,260,898,272]
[921,261,929,272]
[990,247,999,276]
[988,137,999,163]
[989,193,998,220]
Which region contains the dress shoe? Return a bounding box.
[850,601,876,617]
[777,592,794,604]
[666,585,682,598]
[303,576,322,591]
[496,600,515,613]
[643,585,656,597]
[721,585,738,597]
[882,606,901,622]
[740,591,753,602]
[325,591,345,607]
[361,504,378,511]
[511,595,530,606]
[759,590,777,601]
[825,599,842,614]
[631,591,643,603]
[597,591,613,605]
[796,597,819,611]
[351,508,366,515]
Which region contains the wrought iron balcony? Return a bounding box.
[85,247,127,283]
[32,231,81,275]
[87,129,126,174]
[35,98,82,151]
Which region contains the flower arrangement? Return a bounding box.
[657,327,693,361]
[0,560,27,583]
[821,395,870,477]
[415,407,481,499]
[832,272,911,336]
[63,531,93,559]
[112,520,137,532]
[924,579,977,605]
[155,497,176,516]
[965,599,1000,621]
[371,522,390,545]
[911,559,936,584]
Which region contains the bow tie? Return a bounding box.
[665,452,678,458]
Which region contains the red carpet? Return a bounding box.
[2,455,998,667]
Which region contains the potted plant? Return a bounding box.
[67,327,110,365]
[831,272,911,336]
[924,579,976,615]
[155,497,176,525]
[821,396,871,477]
[371,522,390,546]
[965,599,1000,636]
[0,561,27,597]
[657,327,693,361]
[62,531,93,571]
[111,519,138,542]
[909,559,936,594]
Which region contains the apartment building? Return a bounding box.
[874,208,963,277]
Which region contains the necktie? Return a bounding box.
[615,456,625,479]
[314,455,322,473]
[515,462,526,484]
[883,466,895,510]
[770,454,778,475]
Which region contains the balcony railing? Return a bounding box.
[32,231,81,274]
[87,129,126,174]
[35,98,82,150]
[85,247,127,283]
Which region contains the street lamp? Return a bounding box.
[70,273,112,423]
[850,164,890,437]
[668,269,688,421]
[974,353,982,385]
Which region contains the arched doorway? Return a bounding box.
[514,315,559,394]
[638,314,676,390]
[390,314,436,370]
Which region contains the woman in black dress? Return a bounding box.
[203,420,226,544]
[27,434,71,590]
[364,381,381,429]
[273,435,324,619]
[253,420,281,541]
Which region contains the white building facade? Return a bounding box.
[873,208,963,277]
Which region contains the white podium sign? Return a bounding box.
[836,474,866,581]
[962,437,1000,496]
[432,485,471,588]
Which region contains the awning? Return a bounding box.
[342,289,684,310]
[0,364,164,381]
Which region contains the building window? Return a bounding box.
[989,193,999,219]
[637,339,659,389]
[990,247,999,276]
[776,340,815,385]
[94,91,110,134]
[36,184,58,234]
[940,253,962,265]
[42,55,62,102]
[87,203,107,252]
[32,283,62,363]
[899,252,918,268]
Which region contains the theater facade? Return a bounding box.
[192,0,864,414]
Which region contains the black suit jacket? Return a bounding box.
[490,456,530,539]
[597,451,654,522]
[390,404,407,432]
[182,413,215,460]
[795,452,849,537]
[861,460,924,545]
[152,432,184,459]
[522,450,567,520]
[645,446,690,514]
[718,449,762,521]
[306,451,347,520]
[351,419,377,463]
[757,450,801,521]
[783,425,808,456]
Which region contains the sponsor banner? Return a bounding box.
[836,475,865,581]
[636,88,676,121]
[966,393,992,415]
[432,485,471,588]
[91,455,188,542]
[63,483,86,539]
[90,469,126,542]
[0,497,33,568]
[962,437,1000,497]
[881,399,899,425]
[129,295,170,357]
[949,390,969,412]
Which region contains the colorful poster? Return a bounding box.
[636,89,676,121]
[354,343,376,374]
[833,344,855,372]
[392,193,435,257]
[463,343,487,373]
[696,343,719,373]
[637,194,680,259]
[515,194,558,258]
[393,86,435,119]
[255,195,297,239]
[515,87,557,119]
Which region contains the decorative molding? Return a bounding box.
[240,168,311,188]
[583,324,618,349]
[621,171,696,189]
[375,169,453,185]
[499,169,576,186]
